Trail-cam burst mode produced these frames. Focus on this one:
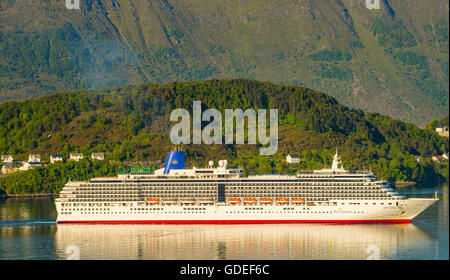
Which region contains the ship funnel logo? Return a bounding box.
[163,149,185,174]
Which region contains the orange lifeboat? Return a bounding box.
[260,198,273,203]
[307,203,315,206]
[228,198,241,203]
[243,198,257,204]
[276,198,289,203]
[146,198,159,203]
[292,198,305,203]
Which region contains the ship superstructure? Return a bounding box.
[56,149,438,223]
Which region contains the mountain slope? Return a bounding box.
[0,0,448,126]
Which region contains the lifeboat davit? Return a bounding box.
[198,197,214,205]
[180,197,196,204]
[161,197,177,204]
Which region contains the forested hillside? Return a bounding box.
[0,79,448,195]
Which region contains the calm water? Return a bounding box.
[0,182,448,260]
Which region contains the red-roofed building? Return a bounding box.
[432,155,445,162]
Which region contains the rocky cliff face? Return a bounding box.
[0,0,448,126]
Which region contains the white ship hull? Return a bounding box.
[56,149,438,224]
[56,198,437,224]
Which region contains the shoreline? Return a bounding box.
[393,177,448,187]
[393,181,417,186]
[0,193,57,199]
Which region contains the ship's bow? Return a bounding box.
[403,198,438,220]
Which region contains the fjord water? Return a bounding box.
[0,182,448,260]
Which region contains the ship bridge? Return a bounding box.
[118,159,243,180]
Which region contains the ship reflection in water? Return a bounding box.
[54,223,434,260]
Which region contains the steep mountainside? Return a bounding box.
[0,0,448,126]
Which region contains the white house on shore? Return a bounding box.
[91,153,105,160]
[20,162,43,171]
[1,155,13,163]
[286,154,300,164]
[28,154,41,163]
[50,154,64,164]
[70,153,84,161]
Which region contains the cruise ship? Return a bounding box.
[55,149,438,224]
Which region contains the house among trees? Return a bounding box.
[2,155,17,174]
[20,162,43,171]
[50,154,63,164]
[1,155,13,163]
[436,126,449,137]
[1,163,18,174]
[70,153,84,161]
[432,155,446,162]
[17,154,43,171]
[28,154,41,163]
[91,153,105,160]
[286,154,300,164]
[414,156,422,163]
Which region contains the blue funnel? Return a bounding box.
[163,150,185,174]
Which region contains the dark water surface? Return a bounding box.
[0,182,448,260]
